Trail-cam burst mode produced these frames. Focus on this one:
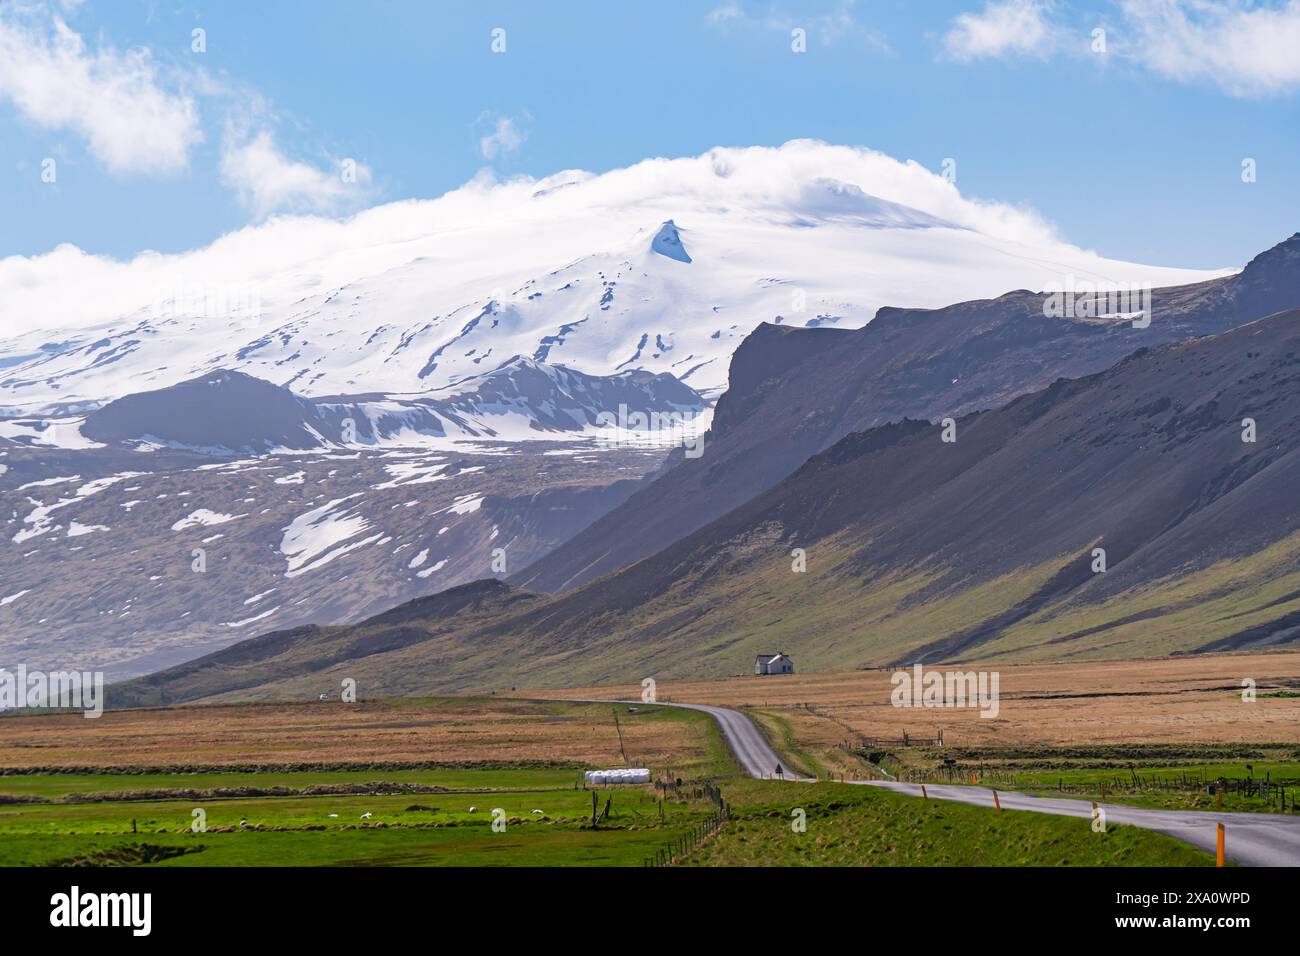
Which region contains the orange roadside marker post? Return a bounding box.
[970,772,977,786]
[1217,788,1224,810]
[921,784,928,799]
[1217,823,1226,867]
[992,789,1002,811]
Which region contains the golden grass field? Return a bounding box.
[4,652,1296,778]
[538,651,1300,753]
[0,697,714,771]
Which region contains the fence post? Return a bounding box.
[1216,823,1225,867]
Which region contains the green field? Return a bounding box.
[3,825,704,868]
[0,764,1226,867]
[0,772,717,867]
[686,780,1217,867]
[0,766,582,800]
[0,701,738,867]
[0,697,1253,867]
[861,741,1300,816]
[994,761,1300,814]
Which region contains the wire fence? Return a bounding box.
[860,758,1300,812]
[643,804,729,867]
[643,778,729,867]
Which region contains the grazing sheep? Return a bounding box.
[468,806,478,813]
[327,813,339,818]
[530,809,544,814]
[360,812,373,820]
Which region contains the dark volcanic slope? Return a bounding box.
[0,440,665,679]
[79,357,707,451]
[82,370,328,452]
[112,580,539,706]
[515,235,1300,593]
[113,307,1300,704]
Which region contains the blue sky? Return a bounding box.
[2,0,1298,269]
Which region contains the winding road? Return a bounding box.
[655,701,814,781]
[655,699,1300,866]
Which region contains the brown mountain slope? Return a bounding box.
[112,307,1300,704]
[513,234,1300,594]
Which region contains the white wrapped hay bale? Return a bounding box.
[585,768,651,785]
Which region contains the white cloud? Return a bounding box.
[0,139,1095,341]
[0,130,1233,410]
[0,10,200,174]
[0,8,377,213]
[706,3,743,25]
[1119,0,1300,97]
[478,115,524,161]
[706,0,891,52]
[941,0,1300,97]
[220,129,372,219]
[942,0,1057,62]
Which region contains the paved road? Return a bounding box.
[647,699,1300,866]
[555,697,813,780]
[658,701,813,781]
[857,780,1300,867]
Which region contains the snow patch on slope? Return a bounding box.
[172,509,244,531]
[280,494,382,578]
[12,473,143,544]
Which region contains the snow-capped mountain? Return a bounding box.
[314,355,706,446]
[0,141,1232,415]
[67,358,705,454]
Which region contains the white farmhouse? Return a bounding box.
[754,652,794,676]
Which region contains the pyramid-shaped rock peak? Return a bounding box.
[650,220,691,263]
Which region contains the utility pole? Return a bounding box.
[612,706,628,764]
